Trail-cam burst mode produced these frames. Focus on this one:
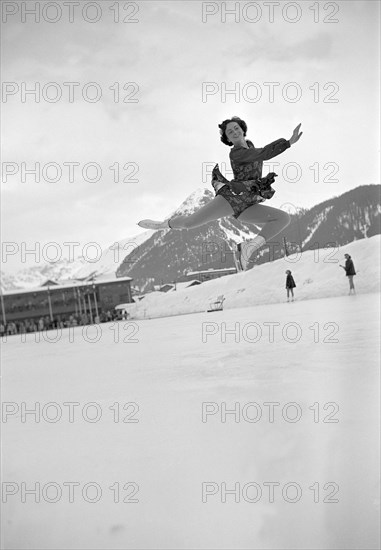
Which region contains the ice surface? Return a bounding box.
[2,290,380,549]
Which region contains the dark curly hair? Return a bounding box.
[218,116,248,146]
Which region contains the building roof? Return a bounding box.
[41,279,59,286]
[187,268,236,276]
[167,280,201,292]
[2,276,133,296]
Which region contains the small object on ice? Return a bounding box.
[207,295,225,312]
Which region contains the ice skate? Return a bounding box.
[236,236,266,271]
[137,219,171,230]
[211,164,229,193]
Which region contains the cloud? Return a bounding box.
[232,31,334,67]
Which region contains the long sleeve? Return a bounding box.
[230,138,290,165]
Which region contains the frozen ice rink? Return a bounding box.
[2,292,380,549]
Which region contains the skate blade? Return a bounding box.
[233,248,243,272]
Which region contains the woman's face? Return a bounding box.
[225,121,245,145]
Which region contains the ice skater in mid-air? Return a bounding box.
[138,117,303,270]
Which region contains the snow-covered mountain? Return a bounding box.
[0,229,155,291]
[0,261,84,291]
[116,184,381,290]
[1,184,380,292]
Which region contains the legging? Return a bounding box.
[169,195,290,242]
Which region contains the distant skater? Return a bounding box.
[340,253,356,295]
[285,270,296,302]
[138,116,302,270]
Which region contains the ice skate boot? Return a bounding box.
[237,236,266,271]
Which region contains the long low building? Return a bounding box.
[186,267,237,282]
[0,276,133,325]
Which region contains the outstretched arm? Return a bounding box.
[230,123,303,164]
[254,122,303,161]
[230,138,290,164]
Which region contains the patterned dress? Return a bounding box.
[217,138,290,218]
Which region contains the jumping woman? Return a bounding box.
[138,117,303,270]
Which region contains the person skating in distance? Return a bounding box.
[340,253,356,295]
[138,117,303,270]
[285,269,296,302]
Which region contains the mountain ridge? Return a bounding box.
[1,184,380,291]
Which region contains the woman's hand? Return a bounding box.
[289,123,302,145]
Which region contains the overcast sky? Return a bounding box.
[1,0,380,273]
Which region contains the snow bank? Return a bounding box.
[126,235,381,320]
